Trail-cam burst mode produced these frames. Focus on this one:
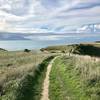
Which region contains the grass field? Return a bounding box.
[49,55,100,100]
[0,50,53,100]
[0,42,100,100]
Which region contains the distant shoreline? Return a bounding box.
[0,41,100,51]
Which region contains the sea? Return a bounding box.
[0,35,100,51]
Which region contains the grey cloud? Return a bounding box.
[0,0,31,16]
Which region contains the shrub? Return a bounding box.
[24,49,31,53]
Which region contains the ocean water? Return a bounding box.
[0,36,100,51]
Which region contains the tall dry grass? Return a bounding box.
[0,51,51,99]
[74,55,100,99]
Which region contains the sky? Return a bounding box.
[0,0,100,33]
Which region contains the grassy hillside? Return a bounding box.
[73,43,100,57]
[0,42,100,100]
[0,50,53,100]
[49,55,100,100]
[40,45,75,53]
[0,48,7,51]
[41,43,100,57]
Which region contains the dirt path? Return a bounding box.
[41,57,57,100]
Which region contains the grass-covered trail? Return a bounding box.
[49,55,100,100]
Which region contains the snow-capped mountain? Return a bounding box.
[77,24,100,33]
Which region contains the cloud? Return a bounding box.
[70,0,100,10]
[0,0,34,16]
[0,0,100,33]
[77,23,100,33]
[24,33,100,41]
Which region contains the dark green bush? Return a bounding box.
[24,49,31,53]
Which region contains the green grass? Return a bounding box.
[0,50,52,100]
[49,56,100,100]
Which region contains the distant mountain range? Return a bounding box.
[77,23,100,33]
[0,33,30,40]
